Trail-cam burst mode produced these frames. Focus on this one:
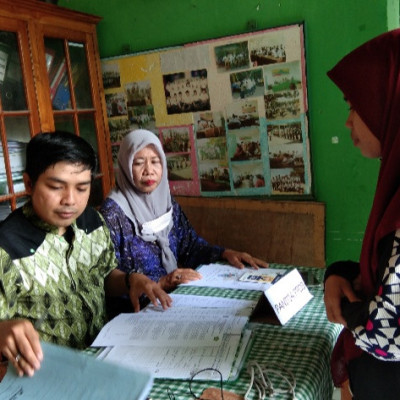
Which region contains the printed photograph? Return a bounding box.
[269,143,304,169]
[264,91,301,121]
[267,121,303,145]
[214,41,250,72]
[164,69,210,114]
[239,270,282,283]
[270,168,305,194]
[230,68,264,99]
[197,137,227,163]
[105,92,127,118]
[250,43,286,66]
[229,128,261,162]
[127,104,156,130]
[231,161,265,189]
[249,34,287,67]
[101,62,121,89]
[199,161,231,192]
[264,61,302,93]
[226,99,260,130]
[195,112,226,139]
[108,117,131,143]
[264,61,302,120]
[125,80,152,107]
[161,126,191,153]
[269,143,305,194]
[166,154,193,181]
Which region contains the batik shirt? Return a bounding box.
[100,197,224,282]
[0,202,117,349]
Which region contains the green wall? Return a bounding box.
[59,0,399,266]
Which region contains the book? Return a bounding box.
[0,341,153,400]
[49,59,67,100]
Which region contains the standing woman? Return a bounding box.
[101,129,267,308]
[324,29,400,399]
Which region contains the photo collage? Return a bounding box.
[101,23,311,196]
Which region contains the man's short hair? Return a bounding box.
[25,131,97,184]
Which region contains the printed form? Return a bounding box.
[92,294,256,380]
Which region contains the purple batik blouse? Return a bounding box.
[100,197,224,282]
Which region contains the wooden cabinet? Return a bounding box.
[0,0,113,219]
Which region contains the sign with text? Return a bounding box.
[264,268,313,325]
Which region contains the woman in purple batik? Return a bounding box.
[100,129,267,311]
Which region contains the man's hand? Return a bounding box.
[128,273,173,312]
[324,275,361,326]
[159,268,202,291]
[222,249,269,269]
[0,319,43,377]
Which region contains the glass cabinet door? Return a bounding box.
[0,4,113,219]
[45,38,94,112]
[0,25,39,219]
[43,36,111,207]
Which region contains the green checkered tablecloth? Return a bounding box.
[148,264,342,400]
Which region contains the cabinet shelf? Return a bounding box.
[0,0,113,218]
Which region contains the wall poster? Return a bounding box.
[101,23,311,197]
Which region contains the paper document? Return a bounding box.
[92,308,248,347]
[182,263,286,291]
[102,332,244,380]
[100,328,253,381]
[0,341,153,400]
[91,294,255,381]
[145,293,258,317]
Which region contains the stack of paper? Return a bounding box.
[92,294,257,381]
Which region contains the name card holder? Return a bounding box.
[263,268,313,325]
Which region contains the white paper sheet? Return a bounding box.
[103,332,247,381]
[181,263,287,291]
[91,308,248,347]
[144,293,258,317]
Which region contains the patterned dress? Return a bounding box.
[325,230,400,361]
[100,197,224,283]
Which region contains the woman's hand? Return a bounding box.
[324,275,361,326]
[0,319,43,377]
[222,249,269,269]
[159,268,202,291]
[128,273,173,312]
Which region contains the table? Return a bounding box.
[0,265,341,400]
[148,264,342,400]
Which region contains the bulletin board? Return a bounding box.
[101,23,311,197]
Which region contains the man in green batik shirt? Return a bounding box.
[0,131,172,377]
